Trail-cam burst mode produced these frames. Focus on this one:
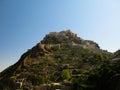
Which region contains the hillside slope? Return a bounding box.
[0,30,113,90]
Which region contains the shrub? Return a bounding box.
[61,70,71,80]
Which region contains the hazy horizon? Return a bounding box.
[0,0,120,72]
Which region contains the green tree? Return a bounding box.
[61,69,71,80]
[98,53,103,61]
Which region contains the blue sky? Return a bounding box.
[0,0,120,71]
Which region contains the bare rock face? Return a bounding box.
[37,43,51,54]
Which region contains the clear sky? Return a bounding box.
[0,0,120,72]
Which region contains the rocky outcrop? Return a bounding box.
[41,30,100,52]
[37,43,51,54]
[41,30,82,44]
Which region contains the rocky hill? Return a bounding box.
[41,30,100,51]
[0,30,117,90]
